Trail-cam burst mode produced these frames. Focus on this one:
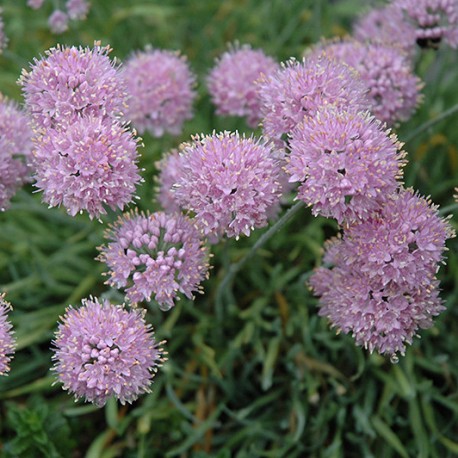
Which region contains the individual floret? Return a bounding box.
[207,43,279,128]
[123,48,196,137]
[98,211,210,310]
[287,106,406,223]
[52,297,165,406]
[173,131,283,239]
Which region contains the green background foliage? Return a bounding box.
[0,1,457,456]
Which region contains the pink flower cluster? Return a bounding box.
[171,132,283,239]
[98,211,209,310]
[353,4,417,57]
[52,297,165,406]
[0,94,33,210]
[19,43,142,219]
[207,44,279,128]
[257,55,369,147]
[308,40,423,125]
[310,189,455,357]
[287,107,406,222]
[241,36,452,360]
[354,0,458,50]
[123,49,196,137]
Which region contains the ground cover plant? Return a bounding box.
[0,0,458,456]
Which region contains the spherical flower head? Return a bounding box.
[353,4,417,57]
[155,149,185,214]
[173,132,283,239]
[123,49,196,137]
[287,106,406,223]
[48,10,69,34]
[309,39,423,125]
[310,264,444,358]
[257,55,369,147]
[338,187,455,289]
[66,0,90,20]
[52,297,165,406]
[0,294,15,375]
[33,116,142,219]
[398,0,458,48]
[98,211,210,310]
[206,44,279,128]
[19,43,126,129]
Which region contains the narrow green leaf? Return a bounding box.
[371,415,409,458]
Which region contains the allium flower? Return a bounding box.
[19,43,126,129]
[66,0,90,20]
[33,116,142,219]
[310,264,444,359]
[308,39,423,125]
[206,44,279,128]
[155,149,185,214]
[98,211,210,310]
[0,295,15,376]
[353,4,417,57]
[398,0,458,48]
[48,10,69,34]
[258,55,369,147]
[173,132,283,239]
[310,188,455,358]
[0,95,33,208]
[338,188,455,288]
[27,0,45,9]
[0,94,33,160]
[52,297,165,406]
[122,49,196,137]
[287,106,406,222]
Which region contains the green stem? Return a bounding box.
[215,201,305,308]
[404,103,458,143]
